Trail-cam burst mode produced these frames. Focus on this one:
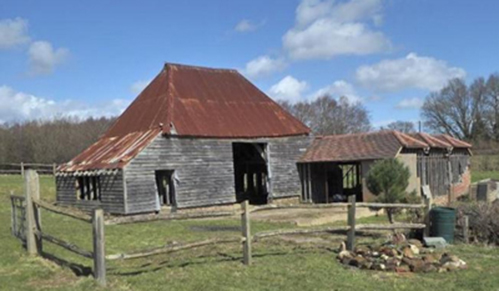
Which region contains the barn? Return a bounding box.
[298,131,472,204]
[56,63,312,215]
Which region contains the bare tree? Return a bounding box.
[278,95,371,135]
[382,121,416,133]
[421,78,486,140]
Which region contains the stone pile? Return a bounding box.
[337,237,467,273]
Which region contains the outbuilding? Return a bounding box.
[298,131,472,204]
[56,63,311,214]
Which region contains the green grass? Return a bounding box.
[1,175,499,290]
[471,170,499,183]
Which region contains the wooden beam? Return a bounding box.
[33,199,92,223]
[356,223,426,230]
[254,226,349,239]
[92,209,106,286]
[355,202,426,209]
[35,230,93,259]
[241,200,251,265]
[346,195,356,251]
[106,237,242,261]
[105,210,236,225]
[25,170,42,255]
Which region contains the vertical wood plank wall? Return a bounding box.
[124,135,312,214]
[55,172,125,214]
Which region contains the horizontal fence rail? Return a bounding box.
[105,210,238,225]
[0,163,56,176]
[33,199,92,223]
[34,229,94,259]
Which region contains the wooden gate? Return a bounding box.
[10,194,26,242]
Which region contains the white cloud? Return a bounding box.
[310,80,362,103]
[396,97,424,109]
[356,53,466,92]
[234,19,265,32]
[0,85,129,123]
[0,18,30,49]
[28,41,69,75]
[269,76,309,103]
[283,0,390,60]
[130,79,151,94]
[242,55,287,79]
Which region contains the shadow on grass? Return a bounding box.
[40,251,93,277]
[107,247,331,277]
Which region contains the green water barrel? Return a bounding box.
[430,207,456,243]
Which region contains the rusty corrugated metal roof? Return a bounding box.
[300,131,472,163]
[58,129,160,173]
[59,63,310,173]
[105,63,311,138]
[434,134,472,148]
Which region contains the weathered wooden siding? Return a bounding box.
[125,135,311,214]
[56,172,125,214]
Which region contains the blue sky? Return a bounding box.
[1,0,498,129]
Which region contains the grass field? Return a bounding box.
[1,175,499,290]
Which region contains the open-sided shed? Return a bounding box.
[56,63,312,214]
[298,131,472,204]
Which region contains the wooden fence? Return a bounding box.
[10,193,26,242]
[14,169,432,286]
[0,163,56,176]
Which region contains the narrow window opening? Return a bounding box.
[76,176,102,201]
[155,170,176,206]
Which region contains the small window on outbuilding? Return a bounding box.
[155,170,176,206]
[76,176,102,201]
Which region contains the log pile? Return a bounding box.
[337,236,467,273]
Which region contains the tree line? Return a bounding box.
[0,117,115,164]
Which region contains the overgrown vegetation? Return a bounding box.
[455,201,499,245]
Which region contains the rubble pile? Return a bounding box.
[337,236,467,273]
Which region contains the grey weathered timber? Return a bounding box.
[124,135,311,214]
[105,210,236,225]
[34,199,92,223]
[25,170,42,255]
[356,223,425,230]
[56,172,125,214]
[106,237,242,260]
[423,196,432,237]
[35,230,93,259]
[356,202,426,209]
[254,226,349,239]
[92,209,106,286]
[241,200,251,265]
[463,215,469,244]
[346,195,356,251]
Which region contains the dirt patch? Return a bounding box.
[251,207,380,226]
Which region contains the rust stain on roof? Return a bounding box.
[105,63,310,139]
[300,131,472,163]
[60,63,310,173]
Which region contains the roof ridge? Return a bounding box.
[320,130,393,140]
[164,62,239,73]
[394,131,429,148]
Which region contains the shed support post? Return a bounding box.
[463,215,469,244]
[423,196,432,237]
[25,170,41,255]
[447,156,453,205]
[241,200,251,265]
[92,209,106,286]
[346,195,356,251]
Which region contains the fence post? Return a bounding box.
[423,197,432,237]
[241,200,252,265]
[52,163,57,176]
[463,215,469,244]
[346,195,356,251]
[25,170,41,255]
[92,209,106,286]
[21,162,25,178]
[10,191,16,236]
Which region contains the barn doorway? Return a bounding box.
[155,170,176,207]
[232,143,269,205]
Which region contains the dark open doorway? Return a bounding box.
[155,170,176,207]
[232,143,269,205]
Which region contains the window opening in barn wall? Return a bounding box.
[232,143,269,205]
[155,170,176,206]
[76,176,102,201]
